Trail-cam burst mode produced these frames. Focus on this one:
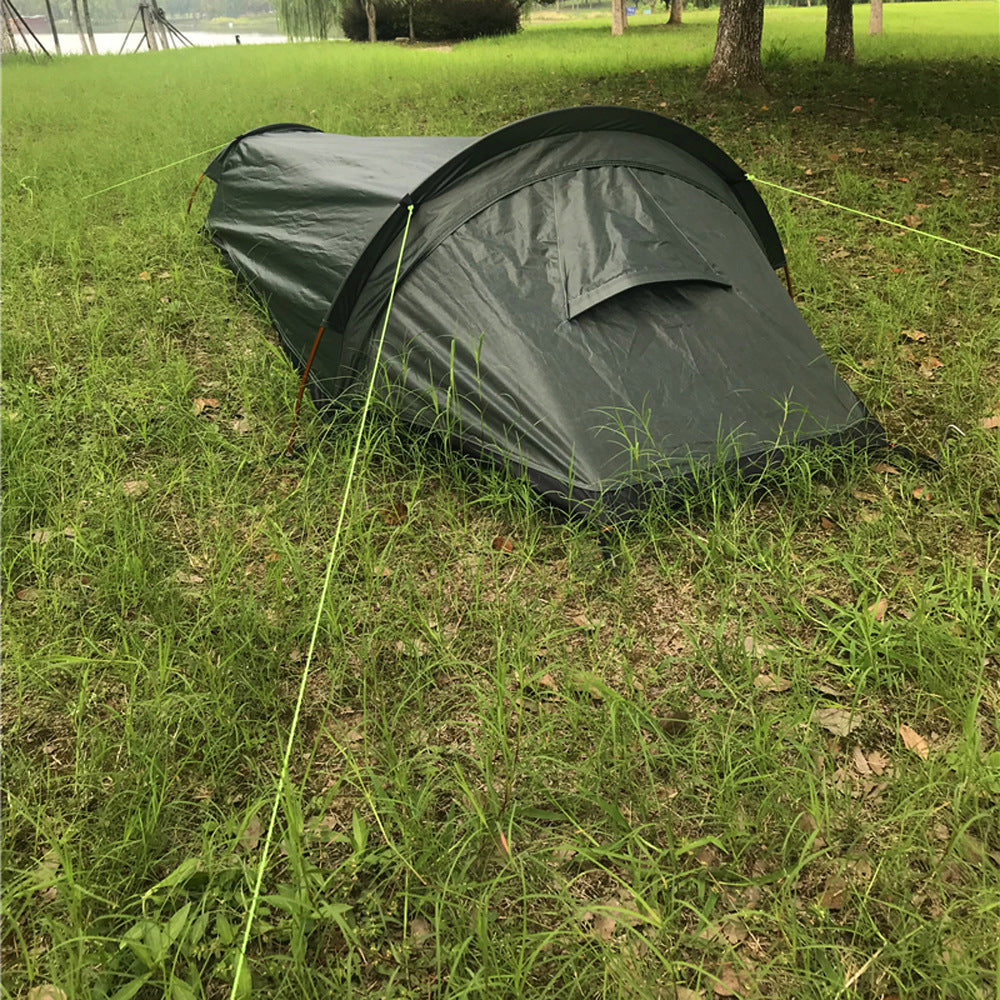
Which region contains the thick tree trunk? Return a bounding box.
[868,0,882,35]
[704,0,764,91]
[611,0,627,36]
[667,0,682,25]
[80,0,98,52]
[825,0,854,62]
[44,0,61,53]
[364,0,376,41]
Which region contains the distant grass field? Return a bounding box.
[2,5,999,999]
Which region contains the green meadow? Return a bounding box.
[2,5,999,997]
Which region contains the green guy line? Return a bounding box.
[83,143,227,199]
[747,174,1000,261]
[228,203,416,1000]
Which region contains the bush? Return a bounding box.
[340,0,521,43]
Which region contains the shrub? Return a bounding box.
[340,0,521,43]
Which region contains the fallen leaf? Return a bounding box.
[899,723,929,759]
[381,502,408,526]
[174,570,204,585]
[240,815,262,852]
[916,202,931,209]
[156,270,171,279]
[912,486,930,501]
[980,415,1000,430]
[820,515,836,533]
[819,873,848,910]
[409,916,432,948]
[30,529,53,544]
[852,744,872,775]
[28,987,67,1000]
[828,152,840,162]
[754,673,791,692]
[852,490,880,503]
[656,708,693,734]
[814,705,862,737]
[491,535,514,553]
[743,635,779,658]
[896,176,910,183]
[902,214,923,228]
[138,271,151,281]
[872,463,900,475]
[231,413,250,435]
[900,328,927,342]
[122,479,149,498]
[791,105,802,112]
[676,989,703,1000]
[866,749,890,775]
[592,911,616,941]
[570,612,596,630]
[16,587,40,601]
[193,397,219,415]
[713,962,751,997]
[918,356,944,378]
[868,597,888,621]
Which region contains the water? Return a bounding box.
[18,29,287,56]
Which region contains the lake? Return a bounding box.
[17,29,288,56]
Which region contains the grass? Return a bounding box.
[2,4,999,998]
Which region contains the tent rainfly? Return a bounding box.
[203,107,887,516]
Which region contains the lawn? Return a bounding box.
[2,5,999,998]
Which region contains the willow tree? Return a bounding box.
[276,0,337,40]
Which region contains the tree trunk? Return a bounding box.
[667,0,682,25]
[408,0,414,40]
[868,0,882,36]
[363,0,376,41]
[704,0,764,91]
[2,9,18,53]
[69,0,89,52]
[825,0,854,62]
[611,0,627,36]
[141,3,159,49]
[80,0,98,53]
[44,0,62,53]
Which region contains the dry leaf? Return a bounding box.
[122,479,149,498]
[918,356,943,378]
[819,873,848,910]
[192,397,219,415]
[409,916,432,948]
[814,705,862,737]
[30,529,53,544]
[743,635,779,658]
[240,815,262,852]
[820,515,836,533]
[754,673,791,692]
[491,535,514,553]
[899,723,929,759]
[174,570,204,585]
[138,271,151,281]
[912,486,930,501]
[872,463,900,475]
[868,597,888,621]
[570,612,596,630]
[980,415,1000,430]
[713,962,751,997]
[791,105,802,112]
[592,912,616,941]
[676,989,703,1000]
[852,744,872,775]
[866,749,890,775]
[156,270,171,279]
[852,490,880,503]
[901,328,927,342]
[231,413,250,435]
[537,673,559,693]
[380,502,408,525]
[28,988,68,1000]
[16,586,40,602]
[902,214,923,228]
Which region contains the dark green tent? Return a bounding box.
[203,107,885,515]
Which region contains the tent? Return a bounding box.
[202,107,887,516]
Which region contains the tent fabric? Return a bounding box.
[203,106,886,516]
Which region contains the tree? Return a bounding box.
[68,0,90,52]
[611,0,627,36]
[275,0,336,39]
[363,0,375,41]
[80,0,98,53]
[868,0,883,36]
[43,0,62,54]
[667,0,682,26]
[704,0,764,91]
[825,0,854,62]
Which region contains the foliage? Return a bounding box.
[275,0,337,40]
[340,0,522,42]
[2,6,999,998]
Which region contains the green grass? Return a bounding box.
[3,5,1000,998]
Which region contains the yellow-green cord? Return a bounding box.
[227,204,416,1000]
[83,143,227,199]
[746,174,1000,262]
